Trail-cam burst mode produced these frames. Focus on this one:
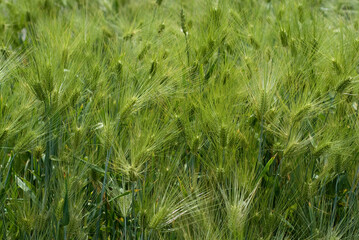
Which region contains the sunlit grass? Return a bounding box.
[1,0,359,239]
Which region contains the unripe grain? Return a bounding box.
[220,126,227,148]
[280,28,288,47]
[114,60,123,79]
[313,143,330,158]
[0,129,8,144]
[334,155,342,173]
[336,77,351,93]
[158,23,165,34]
[32,82,46,102]
[56,198,64,220]
[180,9,188,36]
[34,145,44,159]
[260,91,267,115]
[149,60,158,76]
[290,38,297,56]
[292,104,311,124]
[120,97,137,120]
[62,48,69,68]
[138,43,151,60]
[149,207,168,229]
[332,58,342,75]
[249,34,260,49]
[298,4,304,23]
[192,135,200,153]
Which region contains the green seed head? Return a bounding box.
[70,90,80,106]
[175,115,184,131]
[336,77,352,93]
[260,90,267,116]
[32,82,46,102]
[149,207,168,229]
[44,63,54,93]
[220,126,227,148]
[62,48,69,67]
[249,34,260,49]
[128,165,140,182]
[180,9,188,36]
[332,58,342,75]
[21,217,33,233]
[149,60,158,76]
[280,28,288,47]
[334,155,342,173]
[158,22,165,34]
[34,145,44,159]
[0,129,8,144]
[298,4,304,23]
[292,104,311,124]
[228,204,246,235]
[117,60,123,76]
[138,43,151,60]
[313,143,330,158]
[290,38,297,56]
[120,97,137,120]
[192,135,200,153]
[56,198,65,220]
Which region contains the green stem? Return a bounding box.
[4,153,16,188]
[1,203,6,239]
[132,182,137,238]
[257,115,264,167]
[185,36,190,66]
[330,174,340,227]
[124,216,127,240]
[94,148,112,240]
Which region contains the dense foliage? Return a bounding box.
[1,0,359,239]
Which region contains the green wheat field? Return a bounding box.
[1,0,359,239]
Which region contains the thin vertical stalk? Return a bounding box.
[330,174,340,227]
[132,181,137,238]
[1,203,6,239]
[257,115,264,167]
[94,148,112,240]
[348,165,359,208]
[185,36,190,66]
[124,216,127,240]
[4,153,16,188]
